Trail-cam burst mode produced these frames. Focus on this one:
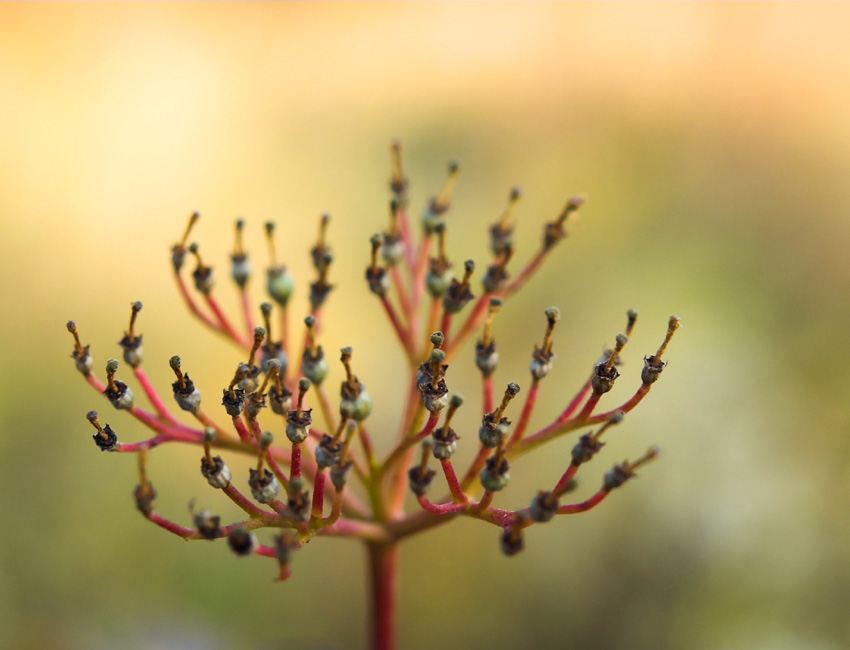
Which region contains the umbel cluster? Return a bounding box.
[69,142,680,579]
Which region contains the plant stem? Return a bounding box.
[367,541,398,650]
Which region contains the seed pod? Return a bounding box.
[571,433,605,465]
[285,409,312,444]
[228,527,257,556]
[193,509,222,540]
[261,343,289,377]
[529,491,558,523]
[315,434,342,469]
[172,375,201,414]
[431,426,459,460]
[249,468,280,504]
[500,525,525,557]
[221,388,246,417]
[267,267,294,306]
[200,455,232,489]
[478,414,510,448]
[590,362,619,396]
[479,456,510,492]
[475,340,498,377]
[269,385,293,415]
[302,348,330,385]
[641,355,666,385]
[104,376,134,411]
[381,232,404,266]
[426,266,454,298]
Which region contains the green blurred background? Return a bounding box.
[1,3,849,649]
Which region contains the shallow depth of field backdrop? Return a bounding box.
[1,3,849,650]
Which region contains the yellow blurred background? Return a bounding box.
[1,3,849,649]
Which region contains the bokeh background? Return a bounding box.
[1,3,849,649]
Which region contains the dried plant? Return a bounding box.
[68,141,680,650]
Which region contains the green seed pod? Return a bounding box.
[426,266,454,298]
[478,415,509,448]
[529,491,558,523]
[480,456,510,492]
[267,266,294,306]
[341,389,372,421]
[302,349,330,385]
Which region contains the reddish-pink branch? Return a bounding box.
[558,488,609,514]
[291,443,302,478]
[311,471,326,519]
[231,415,252,443]
[133,367,180,425]
[507,381,539,447]
[379,296,415,360]
[415,494,465,516]
[557,378,592,423]
[174,272,218,331]
[147,512,195,538]
[440,458,467,504]
[239,288,255,338]
[482,375,493,414]
[204,294,251,348]
[553,462,580,495]
[460,445,491,493]
[574,393,601,421]
[367,543,398,650]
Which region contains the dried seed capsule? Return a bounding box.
[261,343,288,377]
[228,527,257,556]
[87,410,118,452]
[170,356,202,413]
[641,355,667,385]
[285,409,312,444]
[426,264,454,298]
[249,468,280,504]
[479,456,510,492]
[103,359,134,410]
[431,426,459,460]
[200,455,232,489]
[245,392,266,419]
[529,491,558,523]
[315,434,342,469]
[134,483,156,516]
[221,388,246,417]
[590,362,619,395]
[193,509,222,540]
[478,414,510,449]
[269,384,293,415]
[500,524,525,557]
[236,363,260,394]
[421,379,449,414]
[475,340,498,377]
[571,433,605,465]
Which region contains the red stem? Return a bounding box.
[439,309,452,349]
[415,494,465,516]
[553,462,580,495]
[240,288,255,338]
[557,378,592,423]
[380,296,415,361]
[133,367,180,425]
[367,542,398,650]
[174,272,218,331]
[574,393,601,421]
[147,512,195,538]
[558,488,609,514]
[439,458,467,504]
[507,381,539,447]
[291,443,302,478]
[482,375,493,414]
[204,294,251,349]
[311,470,326,519]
